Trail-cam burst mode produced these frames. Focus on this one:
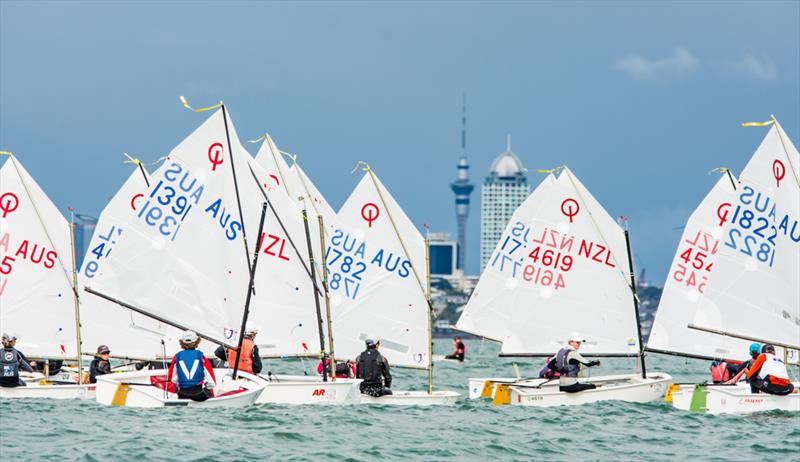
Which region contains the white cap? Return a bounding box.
[181,330,199,343]
[569,332,585,343]
[245,324,259,335]
[1,333,17,342]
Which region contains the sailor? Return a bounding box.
[0,333,33,388]
[746,344,794,396]
[444,336,466,362]
[214,325,262,375]
[317,358,355,378]
[555,332,601,393]
[723,343,761,387]
[89,345,113,384]
[167,330,217,401]
[356,338,392,397]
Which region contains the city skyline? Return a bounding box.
[1,2,798,282]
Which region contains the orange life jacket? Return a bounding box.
[227,338,255,374]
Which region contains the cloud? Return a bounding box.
[726,54,777,81]
[616,47,699,81]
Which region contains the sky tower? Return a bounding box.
[450,94,474,272]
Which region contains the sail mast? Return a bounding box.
[233,202,268,379]
[425,234,433,394]
[69,217,84,382]
[221,104,254,279]
[623,228,647,379]
[318,215,337,379]
[302,206,328,382]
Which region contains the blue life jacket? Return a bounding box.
[174,349,205,389]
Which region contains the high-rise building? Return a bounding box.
[480,136,529,271]
[428,232,458,276]
[450,95,474,272]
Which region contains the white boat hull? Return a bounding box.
[669,382,799,414]
[357,390,460,406]
[0,382,95,399]
[503,373,672,407]
[257,377,361,405]
[95,368,265,408]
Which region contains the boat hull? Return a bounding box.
[95,369,265,408]
[256,377,361,405]
[504,372,672,407]
[357,390,460,406]
[670,382,799,414]
[0,382,95,399]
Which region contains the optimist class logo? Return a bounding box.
[208,143,224,171]
[0,192,19,218]
[773,160,785,188]
[361,203,380,228]
[716,202,731,227]
[560,198,579,223]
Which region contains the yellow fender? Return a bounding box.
[492,384,511,406]
[664,383,681,403]
[480,380,495,398]
[111,383,131,406]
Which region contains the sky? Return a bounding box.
[1,1,798,281]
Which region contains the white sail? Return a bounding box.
[647,174,754,359]
[87,109,324,356]
[78,168,190,359]
[697,122,800,355]
[329,171,430,368]
[0,155,77,357]
[462,167,639,356]
[86,109,263,346]
[292,163,337,231]
[246,158,327,359]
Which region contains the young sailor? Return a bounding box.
[555,333,601,393]
[214,325,262,375]
[356,338,392,397]
[444,336,466,362]
[89,345,113,384]
[0,333,33,388]
[746,344,794,396]
[723,343,761,387]
[168,331,217,402]
[317,358,355,378]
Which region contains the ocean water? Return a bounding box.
[2,339,798,462]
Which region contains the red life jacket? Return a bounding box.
[710,361,731,383]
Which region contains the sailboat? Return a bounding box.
[456,166,671,406]
[327,163,459,405]
[237,135,357,404]
[0,153,92,399]
[659,118,799,414]
[85,104,272,407]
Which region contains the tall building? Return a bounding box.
[450,95,474,272]
[428,232,458,276]
[480,136,529,271]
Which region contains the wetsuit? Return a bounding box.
[445,341,466,362]
[89,356,112,383]
[318,359,355,378]
[356,348,392,397]
[0,347,33,387]
[555,346,600,393]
